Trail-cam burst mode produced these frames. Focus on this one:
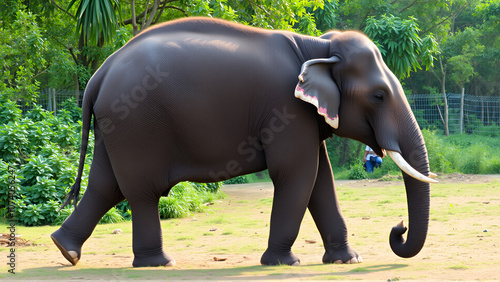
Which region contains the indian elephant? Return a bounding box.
[51,17,437,267]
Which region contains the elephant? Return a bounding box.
[51,17,437,267]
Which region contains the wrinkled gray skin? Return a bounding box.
[51,17,432,267]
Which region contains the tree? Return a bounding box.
[0,6,48,102]
[364,14,439,79]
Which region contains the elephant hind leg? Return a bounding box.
[51,135,124,265]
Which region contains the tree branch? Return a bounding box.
[51,0,75,19]
[399,0,420,13]
[162,5,187,18]
[122,0,178,26]
[142,0,159,31]
[248,0,275,25]
[420,4,468,35]
[141,0,151,29]
[45,32,79,64]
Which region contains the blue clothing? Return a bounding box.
[365,146,382,173]
[365,155,383,173]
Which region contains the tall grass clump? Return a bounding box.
[423,129,500,174]
[159,182,225,219]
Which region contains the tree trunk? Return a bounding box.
[439,57,449,136]
[131,0,139,36]
[74,73,80,105]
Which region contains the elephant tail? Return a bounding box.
[60,73,101,210]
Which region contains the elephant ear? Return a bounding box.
[294,56,341,129]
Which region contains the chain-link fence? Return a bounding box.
[19,88,84,114]
[408,93,500,136]
[21,89,500,136]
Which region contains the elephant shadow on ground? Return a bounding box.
[19,263,408,280]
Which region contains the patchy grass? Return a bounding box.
[1,175,499,280]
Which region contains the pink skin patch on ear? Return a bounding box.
[294,84,339,129]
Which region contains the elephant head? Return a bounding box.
[295,30,437,258]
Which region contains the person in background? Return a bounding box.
[363,145,383,173]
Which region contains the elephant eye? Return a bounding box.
[372,91,385,103]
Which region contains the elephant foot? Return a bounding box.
[322,246,362,264]
[51,228,82,266]
[132,253,176,267]
[260,249,300,266]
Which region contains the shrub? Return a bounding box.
[159,196,190,219]
[421,129,450,173]
[223,175,250,184]
[158,182,226,219]
[59,98,82,123]
[461,143,487,174]
[348,161,368,180]
[0,99,87,226]
[0,98,224,226]
[0,121,30,162]
[193,181,223,193]
[0,98,22,125]
[0,160,21,210]
[99,207,125,224]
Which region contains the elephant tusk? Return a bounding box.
[386,150,438,184]
[429,172,438,178]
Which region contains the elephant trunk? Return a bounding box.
[389,122,431,258]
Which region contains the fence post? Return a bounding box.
[460,88,464,134]
[53,88,57,116]
[47,88,52,112]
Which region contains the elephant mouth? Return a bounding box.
[385,150,437,183]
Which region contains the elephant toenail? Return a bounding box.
[68,250,79,264]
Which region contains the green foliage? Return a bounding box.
[223,175,250,184]
[99,207,125,224]
[348,161,368,180]
[0,121,29,162]
[193,181,224,193]
[0,160,20,209]
[421,130,500,175]
[0,6,47,102]
[180,0,330,36]
[0,98,22,124]
[364,14,439,79]
[68,0,122,46]
[0,99,86,226]
[159,182,226,219]
[421,129,450,173]
[57,98,82,123]
[0,99,224,225]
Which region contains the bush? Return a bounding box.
[422,130,500,175]
[0,99,86,226]
[421,129,450,173]
[223,175,250,184]
[159,182,225,219]
[348,161,368,180]
[1,98,224,226]
[461,143,487,174]
[0,98,22,125]
[99,207,125,224]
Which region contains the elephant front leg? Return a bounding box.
[260,190,311,266]
[261,142,320,266]
[308,142,362,264]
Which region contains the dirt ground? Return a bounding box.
[3,174,499,281]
